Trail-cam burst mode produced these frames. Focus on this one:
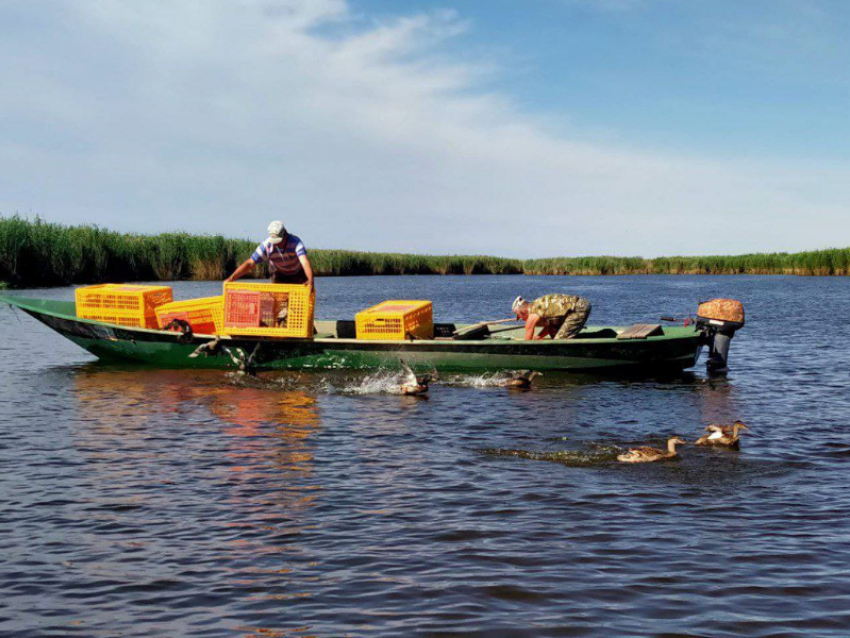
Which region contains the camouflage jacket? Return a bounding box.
[528,294,584,320]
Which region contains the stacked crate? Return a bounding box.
[75,284,173,329]
[156,296,225,335]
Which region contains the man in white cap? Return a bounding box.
[225,221,314,289]
[512,293,591,340]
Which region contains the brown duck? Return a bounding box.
[400,360,435,396]
[695,421,748,449]
[617,437,687,464]
[503,370,541,389]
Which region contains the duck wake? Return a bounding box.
[480,444,622,467]
[339,370,411,395]
[444,372,520,388]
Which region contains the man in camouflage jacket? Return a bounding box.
[512,294,592,340]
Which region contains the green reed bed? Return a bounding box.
[0,216,522,287]
[1,216,849,288]
[524,256,650,276]
[0,217,255,287]
[310,250,523,276]
[526,250,850,276]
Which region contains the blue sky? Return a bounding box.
[356,0,850,159]
[0,0,848,257]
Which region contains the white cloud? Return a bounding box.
[0,0,847,257]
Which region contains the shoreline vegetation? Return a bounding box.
[1,216,849,289]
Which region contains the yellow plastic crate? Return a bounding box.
[223,282,315,339]
[355,300,433,340]
[156,296,225,335]
[75,284,173,329]
[77,312,161,329]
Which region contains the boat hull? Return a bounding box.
[3,296,703,373]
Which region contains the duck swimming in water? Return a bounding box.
[695,421,748,449]
[400,360,435,395]
[617,437,687,463]
[502,370,541,389]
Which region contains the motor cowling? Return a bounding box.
[697,299,745,374]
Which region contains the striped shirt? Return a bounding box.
[251,235,307,276]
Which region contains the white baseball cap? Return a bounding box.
[267,220,287,245]
[512,296,526,315]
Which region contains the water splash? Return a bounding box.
[444,372,514,388]
[220,369,417,395]
[223,371,337,394]
[339,370,409,395]
[224,370,258,384]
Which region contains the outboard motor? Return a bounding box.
[696,299,745,375]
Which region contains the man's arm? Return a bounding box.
[225,258,256,283]
[299,254,314,291]
[535,323,553,340]
[524,314,541,341]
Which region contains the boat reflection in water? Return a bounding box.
[72,366,321,486]
[696,375,738,427]
[71,368,323,610]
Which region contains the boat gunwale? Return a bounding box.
[1,294,700,347]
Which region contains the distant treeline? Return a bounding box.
[1,216,848,288]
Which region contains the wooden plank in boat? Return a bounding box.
[617,324,663,340]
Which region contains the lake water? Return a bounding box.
[2,275,850,637]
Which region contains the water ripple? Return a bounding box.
[3,276,850,636]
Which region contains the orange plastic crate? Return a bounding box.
[355,300,433,340]
[223,282,315,339]
[156,296,225,334]
[224,290,273,328]
[75,284,173,329]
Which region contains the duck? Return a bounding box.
[275,301,289,328]
[617,437,687,463]
[400,360,436,395]
[502,370,541,389]
[695,421,748,449]
[190,338,259,376]
[226,345,261,376]
[190,336,223,358]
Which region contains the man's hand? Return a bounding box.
[226,258,256,284]
[524,314,541,341]
[299,254,315,293]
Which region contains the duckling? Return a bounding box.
[617,437,687,463]
[503,370,541,389]
[400,359,435,395]
[695,421,748,449]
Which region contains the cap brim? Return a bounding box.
[267,236,284,245]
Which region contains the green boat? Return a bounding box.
[0,294,738,374]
